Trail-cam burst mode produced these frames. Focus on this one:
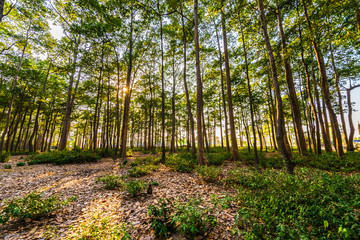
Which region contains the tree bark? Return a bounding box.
[239,20,259,167]
[59,36,80,150]
[214,21,230,152]
[120,9,133,160]
[181,10,196,156]
[221,9,240,161]
[0,22,31,151]
[258,0,294,174]
[301,0,344,157]
[170,50,176,153]
[194,0,208,165]
[277,5,307,156]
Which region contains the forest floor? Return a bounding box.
[0,153,239,240]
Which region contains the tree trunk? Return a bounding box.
[239,20,259,167]
[120,9,133,160]
[170,50,176,153]
[301,0,344,157]
[181,10,196,156]
[277,5,307,156]
[0,23,31,151]
[214,21,230,152]
[329,43,349,150]
[59,37,80,150]
[347,83,360,151]
[221,9,240,161]
[159,5,166,163]
[258,0,294,174]
[194,0,208,165]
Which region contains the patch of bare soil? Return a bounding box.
[0,153,239,240]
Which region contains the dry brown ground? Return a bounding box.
[0,153,240,240]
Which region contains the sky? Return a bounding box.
[48,22,360,139]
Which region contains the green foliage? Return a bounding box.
[295,152,360,172]
[231,168,360,239]
[152,181,159,186]
[195,166,222,182]
[126,149,133,157]
[206,152,231,166]
[96,175,124,190]
[3,164,11,169]
[27,150,100,165]
[148,197,217,239]
[173,198,217,239]
[165,154,196,173]
[16,162,26,167]
[128,156,161,177]
[126,180,147,197]
[0,152,10,163]
[148,198,175,237]
[0,192,74,224]
[66,213,131,240]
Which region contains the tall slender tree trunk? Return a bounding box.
[181,10,196,156]
[59,37,80,150]
[221,9,239,161]
[170,50,176,153]
[194,0,208,165]
[277,5,307,156]
[0,23,31,151]
[346,82,360,151]
[29,60,52,152]
[214,21,230,152]
[329,43,349,150]
[258,0,293,174]
[239,20,259,167]
[158,4,166,163]
[120,10,133,160]
[301,0,344,157]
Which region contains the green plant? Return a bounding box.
[129,164,159,177]
[0,152,10,162]
[126,149,133,157]
[152,181,159,186]
[195,166,222,182]
[3,164,11,169]
[0,192,74,224]
[148,198,175,237]
[27,150,100,165]
[16,162,26,167]
[65,213,131,240]
[206,152,231,166]
[126,180,147,197]
[165,154,196,173]
[96,175,124,190]
[173,198,217,239]
[231,168,360,239]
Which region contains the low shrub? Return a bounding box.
[0,192,75,224]
[195,166,222,182]
[16,162,26,167]
[129,164,159,177]
[3,164,11,169]
[66,213,131,240]
[206,152,231,166]
[148,197,217,239]
[173,198,217,239]
[232,168,360,239]
[96,175,124,190]
[126,180,147,197]
[126,149,133,157]
[295,152,360,172]
[27,150,100,165]
[0,152,10,162]
[148,198,175,237]
[165,154,196,173]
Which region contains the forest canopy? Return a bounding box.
[1,0,360,239]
